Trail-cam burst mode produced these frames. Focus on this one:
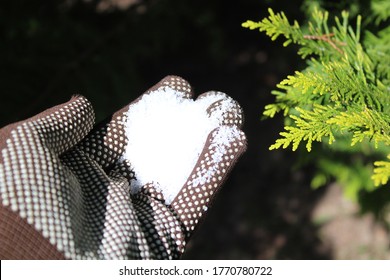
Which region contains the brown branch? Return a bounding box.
[304,33,346,55]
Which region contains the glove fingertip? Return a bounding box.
[149,75,194,99]
[196,91,245,128]
[170,126,247,236]
[138,182,166,204]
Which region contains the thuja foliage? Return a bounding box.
[243,4,390,199]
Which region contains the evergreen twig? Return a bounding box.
[243,7,390,190]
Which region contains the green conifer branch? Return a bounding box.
[371,0,390,24]
[270,104,336,152]
[373,155,390,186]
[242,8,302,47]
[365,27,390,86]
[244,7,390,188]
[327,106,390,146]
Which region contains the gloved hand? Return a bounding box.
[0,76,247,259]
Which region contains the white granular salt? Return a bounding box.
[190,125,241,188]
[123,86,236,204]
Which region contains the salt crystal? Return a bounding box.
[123,86,239,204]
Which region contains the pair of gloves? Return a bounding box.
[0,76,246,259]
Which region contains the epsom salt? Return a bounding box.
[123,86,237,204]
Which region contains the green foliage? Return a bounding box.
[243,4,390,198]
[371,0,390,24]
[269,104,336,152]
[314,156,375,199]
[372,155,390,185]
[242,9,302,48]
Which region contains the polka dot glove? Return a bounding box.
[0,76,247,259]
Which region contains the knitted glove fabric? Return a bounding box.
[0,76,247,259]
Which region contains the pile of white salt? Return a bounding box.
[123,86,240,204]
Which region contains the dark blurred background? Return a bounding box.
[1,0,389,259]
